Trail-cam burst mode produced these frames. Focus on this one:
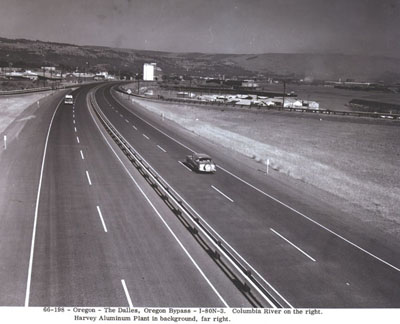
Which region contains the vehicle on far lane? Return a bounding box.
[64,94,73,105]
[185,153,216,173]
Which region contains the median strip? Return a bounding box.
[88,89,286,308]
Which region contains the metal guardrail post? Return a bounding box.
[88,89,290,308]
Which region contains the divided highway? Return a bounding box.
[94,83,400,307]
[2,82,399,307]
[0,84,251,307]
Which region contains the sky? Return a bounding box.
[1,0,399,57]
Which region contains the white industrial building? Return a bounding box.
[143,63,156,81]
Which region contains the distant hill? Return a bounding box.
[1,37,399,82]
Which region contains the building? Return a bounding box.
[143,63,156,81]
[143,63,163,81]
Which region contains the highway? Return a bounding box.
[94,83,400,308]
[1,81,399,307]
[0,84,251,307]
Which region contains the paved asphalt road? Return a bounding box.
[1,82,399,308]
[95,84,400,308]
[0,91,66,305]
[0,84,251,307]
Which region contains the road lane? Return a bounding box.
[0,90,68,306]
[98,84,400,307]
[28,85,251,307]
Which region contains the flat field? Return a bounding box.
[0,92,54,134]
[123,90,400,236]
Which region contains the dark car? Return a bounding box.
[185,153,216,173]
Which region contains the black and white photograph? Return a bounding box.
[0,0,399,322]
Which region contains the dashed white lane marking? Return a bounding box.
[121,280,133,307]
[142,134,150,140]
[80,150,84,160]
[110,90,400,272]
[74,127,77,132]
[76,136,80,144]
[96,206,108,232]
[218,165,400,272]
[270,228,316,262]
[86,170,92,186]
[73,120,76,124]
[157,145,166,153]
[132,125,137,130]
[120,114,123,117]
[211,185,234,203]
[89,105,228,307]
[125,119,129,123]
[178,161,192,172]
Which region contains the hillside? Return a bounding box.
[1,37,400,82]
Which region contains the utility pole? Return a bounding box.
[282,80,286,109]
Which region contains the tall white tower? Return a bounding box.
[143,63,156,81]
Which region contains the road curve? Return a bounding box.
[96,83,400,308]
[1,84,251,307]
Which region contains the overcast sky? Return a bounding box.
[1,0,399,57]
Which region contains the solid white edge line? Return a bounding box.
[76,136,80,144]
[110,91,195,153]
[218,165,400,273]
[157,145,166,153]
[121,279,133,307]
[88,103,229,307]
[80,150,85,160]
[178,161,192,172]
[112,91,400,272]
[211,185,234,203]
[270,228,316,262]
[96,206,108,232]
[109,90,294,306]
[86,170,92,186]
[25,94,64,307]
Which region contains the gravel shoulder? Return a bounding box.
[120,92,400,236]
[0,92,56,134]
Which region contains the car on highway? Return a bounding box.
[64,94,73,105]
[185,153,216,173]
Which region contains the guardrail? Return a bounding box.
[88,89,291,308]
[0,81,107,96]
[117,86,400,121]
